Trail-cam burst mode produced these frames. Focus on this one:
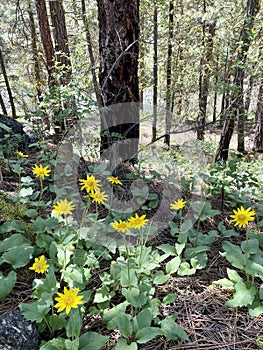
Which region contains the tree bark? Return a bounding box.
[196,0,215,140]
[28,2,43,104]
[0,92,7,115]
[215,0,260,161]
[81,0,100,103]
[164,0,174,147]
[35,0,56,86]
[97,0,140,163]
[254,79,263,152]
[152,1,158,142]
[0,44,16,118]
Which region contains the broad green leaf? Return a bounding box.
[19,187,34,197]
[136,327,163,343]
[227,268,242,283]
[65,308,82,338]
[0,233,30,253]
[120,268,138,287]
[133,308,152,334]
[116,312,133,338]
[214,278,234,288]
[46,315,66,332]
[94,286,114,303]
[225,281,257,308]
[248,301,263,317]
[122,287,147,307]
[20,299,51,323]
[166,256,181,274]
[1,244,34,269]
[0,271,17,301]
[79,331,109,350]
[115,339,138,350]
[160,315,188,340]
[102,302,128,329]
[221,241,246,269]
[157,243,176,256]
[178,261,196,276]
[40,337,66,350]
[163,293,178,305]
[153,271,170,285]
[241,238,259,255]
[0,221,26,234]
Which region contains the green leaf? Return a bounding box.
[221,241,246,269]
[102,302,128,329]
[227,268,242,283]
[65,308,82,338]
[133,308,152,334]
[1,244,34,269]
[157,243,176,256]
[0,271,17,301]
[248,301,263,317]
[120,268,138,287]
[163,293,178,305]
[0,122,12,133]
[79,332,109,350]
[0,234,30,253]
[160,315,188,340]
[0,221,26,234]
[19,187,34,197]
[94,286,114,303]
[136,327,163,344]
[226,281,257,308]
[40,337,67,350]
[122,287,147,307]
[178,262,196,276]
[46,315,66,332]
[214,278,234,288]
[115,339,138,350]
[166,256,181,274]
[20,299,51,323]
[153,271,170,285]
[117,312,133,338]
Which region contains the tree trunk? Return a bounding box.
[196,0,215,140]
[81,0,100,103]
[152,1,158,142]
[28,2,43,104]
[49,0,72,84]
[35,0,56,86]
[0,92,7,115]
[0,44,16,118]
[164,0,174,147]
[254,79,263,152]
[97,0,140,163]
[215,0,260,161]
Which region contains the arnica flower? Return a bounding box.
[170,198,187,211]
[90,190,108,204]
[79,175,101,193]
[29,255,49,274]
[107,176,122,185]
[32,164,51,179]
[16,150,29,158]
[54,287,84,315]
[111,219,130,233]
[53,198,75,216]
[230,206,256,228]
[128,213,148,229]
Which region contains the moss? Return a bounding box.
[0,195,27,222]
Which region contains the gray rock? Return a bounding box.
[0,309,39,350]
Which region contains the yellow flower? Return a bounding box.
[32,164,51,179]
[107,176,123,185]
[111,219,130,233]
[230,206,256,228]
[29,255,49,274]
[128,213,148,229]
[53,198,75,216]
[16,150,29,158]
[170,198,187,211]
[90,190,108,204]
[54,287,84,315]
[79,175,101,193]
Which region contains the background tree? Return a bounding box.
[97,0,140,162]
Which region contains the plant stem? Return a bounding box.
[245,227,249,281]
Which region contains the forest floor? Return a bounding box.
[0,131,262,350]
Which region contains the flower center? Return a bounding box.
[65,296,74,305]
[38,264,43,269]
[238,214,245,221]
